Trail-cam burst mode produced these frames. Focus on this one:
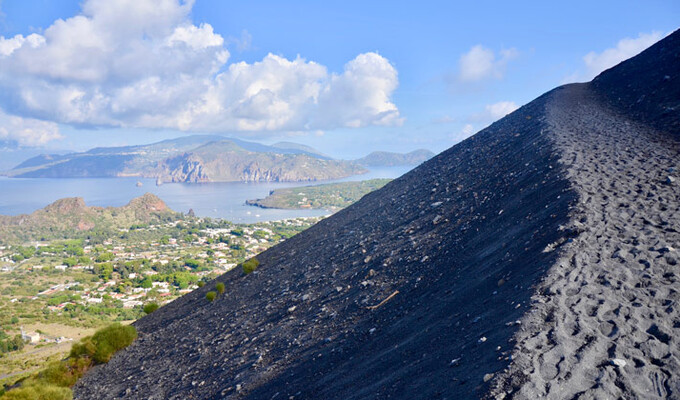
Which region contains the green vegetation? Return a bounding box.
[246,179,391,210]
[69,323,136,363]
[1,384,71,400]
[0,323,136,399]
[0,334,24,355]
[0,203,321,383]
[215,282,225,295]
[143,303,159,314]
[0,194,179,244]
[205,292,216,302]
[242,257,260,275]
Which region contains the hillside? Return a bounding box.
[0,193,179,244]
[73,30,679,399]
[354,149,434,167]
[4,136,346,182]
[153,140,365,183]
[246,179,392,209]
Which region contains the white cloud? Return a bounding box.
[583,31,663,78]
[461,123,474,136]
[469,101,519,123]
[0,108,62,146]
[458,45,518,82]
[314,52,402,129]
[563,31,665,83]
[0,0,401,144]
[448,123,476,144]
[484,101,519,120]
[226,29,253,52]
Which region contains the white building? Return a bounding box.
[20,327,40,344]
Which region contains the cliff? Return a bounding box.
[153,141,366,183]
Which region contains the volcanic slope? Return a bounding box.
[489,32,680,399]
[73,31,679,399]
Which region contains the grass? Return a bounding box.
[0,323,137,399]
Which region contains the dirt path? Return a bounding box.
[490,83,680,399]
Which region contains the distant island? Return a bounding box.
[2,135,433,183]
[355,149,434,167]
[0,193,179,244]
[246,179,392,209]
[3,136,363,183]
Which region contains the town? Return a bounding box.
[0,216,321,384]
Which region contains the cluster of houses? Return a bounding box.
[2,218,317,319]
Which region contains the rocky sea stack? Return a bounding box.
[73,30,680,399]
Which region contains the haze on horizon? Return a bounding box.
[0,0,677,162]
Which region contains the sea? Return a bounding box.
[0,166,412,223]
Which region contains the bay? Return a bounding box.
[0,166,411,223]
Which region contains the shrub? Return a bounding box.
[241,257,260,275]
[197,281,205,288]
[143,303,159,314]
[2,323,137,399]
[206,291,217,302]
[215,282,225,295]
[69,323,137,364]
[90,324,137,364]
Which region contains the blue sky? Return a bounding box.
[0,0,677,159]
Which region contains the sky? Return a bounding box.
[0,0,677,160]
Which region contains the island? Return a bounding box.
[246,179,392,210]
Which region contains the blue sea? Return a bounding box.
[0,166,411,223]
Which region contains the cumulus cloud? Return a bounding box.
[0,108,62,146]
[458,45,518,82]
[564,31,665,83]
[0,0,401,144]
[583,32,663,78]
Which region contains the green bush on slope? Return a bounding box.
[241,257,260,275]
[215,282,225,295]
[0,323,137,399]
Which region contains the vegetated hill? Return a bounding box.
[153,140,366,183]
[73,30,680,400]
[4,136,342,181]
[246,179,392,209]
[271,141,332,160]
[0,193,179,244]
[354,149,435,167]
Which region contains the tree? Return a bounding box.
[140,277,153,289]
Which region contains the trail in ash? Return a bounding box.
[490,84,680,399]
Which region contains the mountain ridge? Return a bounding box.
[354,149,434,167]
[4,136,428,183]
[4,136,345,182]
[69,29,680,399]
